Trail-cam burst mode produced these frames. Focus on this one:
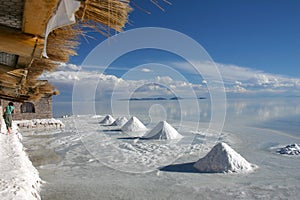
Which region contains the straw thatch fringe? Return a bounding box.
[0,70,58,101]
[131,0,171,13]
[76,0,132,34]
[46,25,81,63]
[17,25,81,100]
[19,80,58,101]
[150,0,172,11]
[1,0,134,101]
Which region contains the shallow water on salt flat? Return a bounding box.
[22,97,300,200]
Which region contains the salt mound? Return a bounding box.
[111,117,128,126]
[15,118,65,129]
[91,115,103,119]
[121,116,147,132]
[193,142,254,173]
[143,121,183,140]
[277,143,300,155]
[99,115,115,125]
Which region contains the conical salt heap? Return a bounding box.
[110,117,128,126]
[99,115,115,125]
[193,142,255,173]
[121,116,147,132]
[143,121,183,140]
[278,143,300,155]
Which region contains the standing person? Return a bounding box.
[3,102,15,134]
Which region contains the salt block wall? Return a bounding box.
[0,106,2,130]
[0,0,24,29]
[1,97,53,120]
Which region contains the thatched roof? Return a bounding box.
[0,0,172,102]
[0,0,132,102]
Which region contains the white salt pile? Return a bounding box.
[193,142,255,173]
[99,115,115,125]
[121,116,147,132]
[62,114,72,118]
[143,121,183,140]
[277,144,300,155]
[14,118,65,129]
[111,117,128,126]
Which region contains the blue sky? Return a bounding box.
[71,0,300,78]
[46,0,300,116]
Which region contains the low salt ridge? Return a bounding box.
[121,116,147,132]
[110,117,128,126]
[14,118,65,129]
[0,119,42,200]
[91,115,103,119]
[99,115,115,125]
[277,143,300,155]
[194,142,255,173]
[143,121,183,140]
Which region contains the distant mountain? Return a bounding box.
[129,97,167,101]
[122,96,206,101]
[129,97,183,101]
[170,96,183,100]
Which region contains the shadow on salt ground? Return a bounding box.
[117,136,140,140]
[100,129,122,132]
[100,124,114,127]
[159,162,200,173]
[117,137,160,141]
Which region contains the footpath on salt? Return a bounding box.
[143,121,183,140]
[194,142,256,173]
[0,119,42,200]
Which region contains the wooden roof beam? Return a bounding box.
[0,82,19,90]
[0,73,22,84]
[0,64,17,74]
[0,92,29,102]
[22,0,60,37]
[0,88,19,97]
[0,95,24,102]
[0,64,25,76]
[0,26,44,58]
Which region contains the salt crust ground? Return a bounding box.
[0,118,64,200]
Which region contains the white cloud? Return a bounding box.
[42,62,300,101]
[57,62,82,71]
[155,76,173,84]
[41,63,207,101]
[140,68,152,73]
[228,85,247,93]
[172,60,300,95]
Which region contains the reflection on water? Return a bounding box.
[225,97,300,136]
[55,99,212,125]
[54,97,300,132]
[227,97,300,121]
